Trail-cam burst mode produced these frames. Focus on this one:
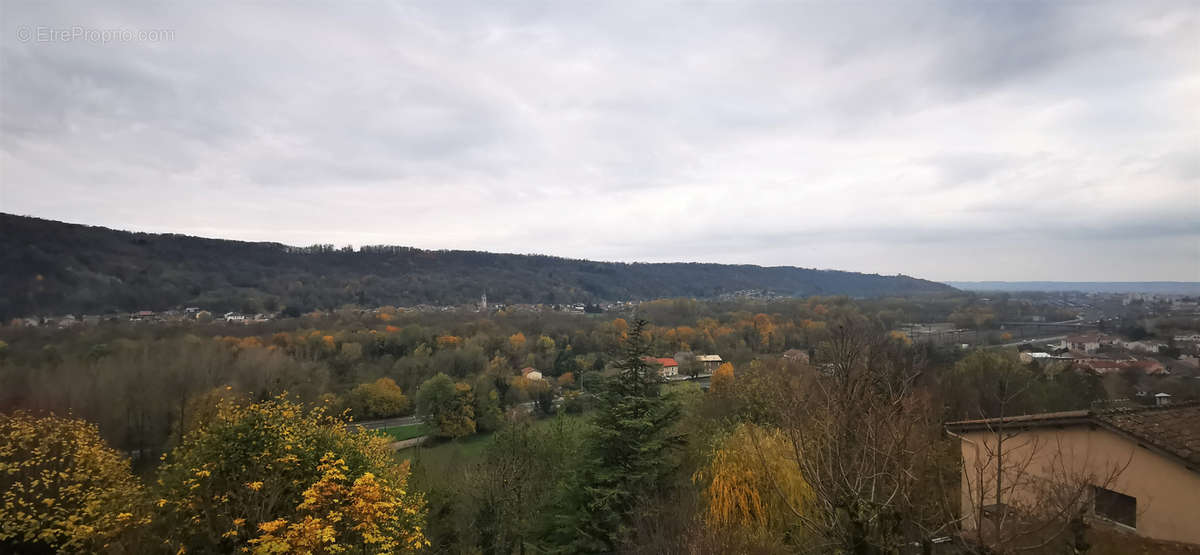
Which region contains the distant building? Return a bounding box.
[694,354,723,373]
[1126,359,1168,376]
[642,357,680,378]
[1121,340,1166,354]
[521,367,543,381]
[1018,351,1051,363]
[223,312,246,322]
[1075,357,1167,376]
[782,349,810,365]
[1077,358,1124,375]
[1063,333,1115,354]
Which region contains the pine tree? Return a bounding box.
[549,319,683,552]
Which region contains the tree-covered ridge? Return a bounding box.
[0,213,953,319]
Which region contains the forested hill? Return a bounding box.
[0,214,954,318]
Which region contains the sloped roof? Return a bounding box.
[947,403,1200,473]
[1097,404,1200,469]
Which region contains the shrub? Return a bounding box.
[0,411,148,552]
[154,395,426,553]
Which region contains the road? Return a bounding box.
[351,415,421,430]
[986,335,1067,349]
[352,400,545,431]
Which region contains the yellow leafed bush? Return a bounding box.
[0,411,148,552]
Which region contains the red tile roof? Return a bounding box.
[642,357,679,367]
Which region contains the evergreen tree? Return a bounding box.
[547,319,683,552]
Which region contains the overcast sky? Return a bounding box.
[2,2,1197,282]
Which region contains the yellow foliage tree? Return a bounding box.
[155,396,425,553]
[752,314,776,348]
[693,423,810,534]
[508,332,527,352]
[710,362,735,395]
[0,412,148,552]
[250,454,426,554]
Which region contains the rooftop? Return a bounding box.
[946,403,1200,473]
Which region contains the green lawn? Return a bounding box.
[376,423,431,442]
[398,412,588,465]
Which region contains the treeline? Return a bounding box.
[0,213,953,319]
[0,294,1120,466]
[0,296,889,456]
[5,303,1190,553]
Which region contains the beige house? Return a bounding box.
[946,404,1200,546]
[1061,333,1115,354]
[694,354,723,373]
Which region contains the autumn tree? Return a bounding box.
[249,454,427,554]
[508,332,527,354]
[692,423,810,549]
[472,375,505,433]
[528,378,556,416]
[0,412,148,553]
[748,320,952,553]
[710,362,735,395]
[344,377,412,420]
[153,396,426,553]
[417,373,476,439]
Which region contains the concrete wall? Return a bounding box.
[958,425,1200,545]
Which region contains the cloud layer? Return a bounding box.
[2,1,1197,281]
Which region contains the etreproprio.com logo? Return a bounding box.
[16,26,175,43]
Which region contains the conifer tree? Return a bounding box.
[550,319,683,552]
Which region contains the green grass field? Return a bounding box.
[398,413,588,465]
[377,423,431,443]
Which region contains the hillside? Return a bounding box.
[0,214,954,318]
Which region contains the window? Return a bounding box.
[1093,486,1136,529]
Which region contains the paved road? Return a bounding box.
[986,335,1067,349]
[352,415,422,430]
[353,400,545,431]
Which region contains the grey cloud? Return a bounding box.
[1,1,1197,280]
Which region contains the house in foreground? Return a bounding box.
[946,403,1200,546]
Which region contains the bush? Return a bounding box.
[0,411,148,553]
[154,395,426,553]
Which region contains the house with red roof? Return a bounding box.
[642,357,680,378]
